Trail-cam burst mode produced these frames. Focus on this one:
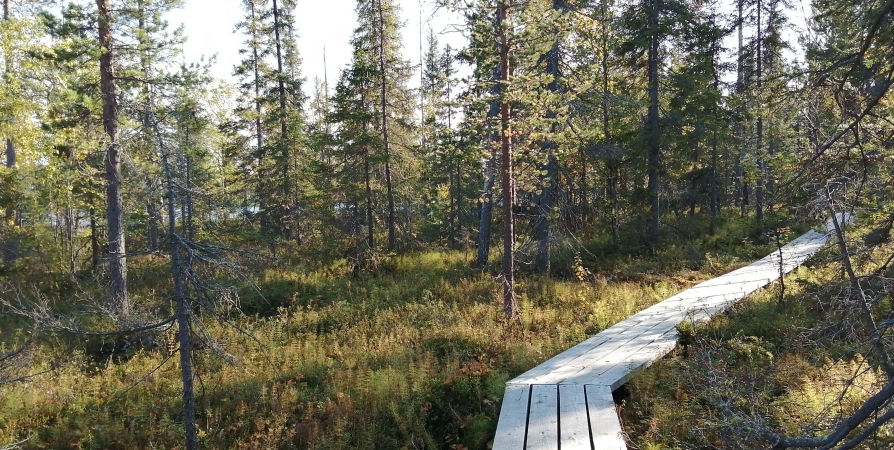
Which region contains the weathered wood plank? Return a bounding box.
[599,329,680,390]
[492,384,530,450]
[586,384,626,449]
[512,230,829,386]
[494,226,833,450]
[526,385,559,450]
[559,384,591,450]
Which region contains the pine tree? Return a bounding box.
[233,0,273,232]
[1,0,20,263]
[96,0,129,317]
[328,0,414,252]
[330,43,379,248]
[618,0,692,240]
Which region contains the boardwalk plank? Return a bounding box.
[586,385,625,449]
[559,384,591,450]
[526,385,559,450]
[513,230,829,386]
[492,384,530,450]
[493,226,834,450]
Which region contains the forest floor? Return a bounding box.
[621,216,894,449]
[0,216,837,449]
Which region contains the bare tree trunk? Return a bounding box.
[146,191,160,249]
[499,0,519,320]
[97,0,129,317]
[647,0,661,239]
[186,157,194,241]
[161,139,198,450]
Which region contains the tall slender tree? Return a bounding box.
[96,0,129,317]
[2,0,20,264]
[498,0,519,319]
[532,0,567,274]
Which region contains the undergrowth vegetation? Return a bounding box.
[623,216,894,449]
[0,215,778,449]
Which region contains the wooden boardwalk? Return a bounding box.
[493,222,841,449]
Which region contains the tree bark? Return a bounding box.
[161,135,198,450]
[91,212,100,270]
[137,0,160,251]
[476,10,504,268]
[249,1,266,231]
[97,0,129,317]
[2,0,19,264]
[710,129,719,217]
[735,0,747,215]
[601,0,619,242]
[533,0,566,275]
[755,0,764,222]
[376,0,396,252]
[533,154,556,273]
[477,149,496,267]
[498,0,519,320]
[271,0,299,242]
[647,0,661,239]
[363,109,374,249]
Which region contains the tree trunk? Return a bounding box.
[710,129,719,217]
[376,0,396,252]
[734,0,746,214]
[363,115,375,249]
[2,138,16,264]
[601,0,618,242]
[647,0,661,239]
[476,11,504,268]
[250,1,266,231]
[146,190,160,249]
[186,157,194,241]
[272,0,298,242]
[2,0,19,264]
[162,137,198,450]
[499,0,519,320]
[97,0,129,317]
[533,153,556,274]
[534,0,565,275]
[477,150,496,267]
[91,212,100,270]
[755,0,764,223]
[136,0,159,252]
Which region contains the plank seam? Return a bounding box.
[523,384,532,449]
[583,384,595,450]
[557,384,562,449]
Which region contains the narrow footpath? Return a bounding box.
[493,218,846,450]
